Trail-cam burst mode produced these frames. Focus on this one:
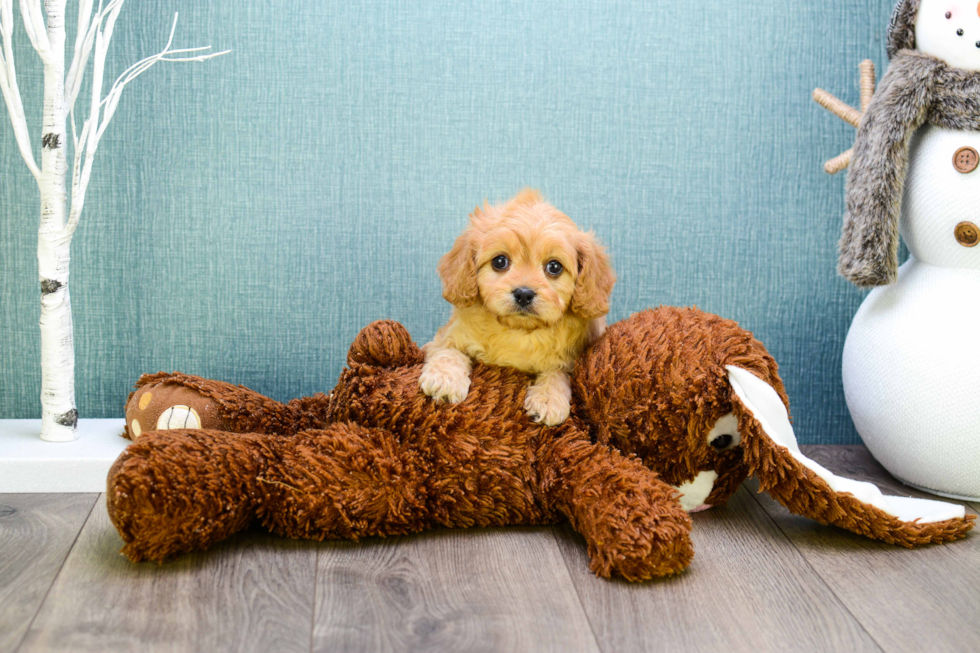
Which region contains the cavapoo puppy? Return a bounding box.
[419,189,615,425]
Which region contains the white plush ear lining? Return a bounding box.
[726,365,965,524]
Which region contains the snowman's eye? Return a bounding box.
[946,11,952,19]
[958,28,965,36]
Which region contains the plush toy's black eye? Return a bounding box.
[710,434,733,451]
[491,255,510,271]
[545,260,564,276]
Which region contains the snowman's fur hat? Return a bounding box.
[838,3,980,287]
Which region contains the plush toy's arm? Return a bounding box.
[123,371,331,439]
[124,320,427,442]
[727,366,975,545]
[536,425,694,580]
[839,51,938,287]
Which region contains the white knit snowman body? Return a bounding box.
[842,0,980,500]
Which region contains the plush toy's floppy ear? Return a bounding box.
[570,232,616,320]
[726,365,974,545]
[438,228,479,307]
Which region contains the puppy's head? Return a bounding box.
[439,189,615,329]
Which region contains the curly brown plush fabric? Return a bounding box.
[108,308,974,579]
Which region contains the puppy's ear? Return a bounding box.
[438,229,479,307]
[570,232,616,319]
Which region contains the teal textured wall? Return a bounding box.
[0,1,893,443]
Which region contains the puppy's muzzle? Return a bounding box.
[512,287,536,309]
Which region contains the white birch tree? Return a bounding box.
[0,1,227,441]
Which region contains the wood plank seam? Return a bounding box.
[548,525,603,652]
[742,488,887,653]
[310,549,320,653]
[13,493,99,653]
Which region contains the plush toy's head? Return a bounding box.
[571,308,763,510]
[889,0,980,70]
[573,308,973,544]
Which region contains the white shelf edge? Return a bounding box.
[0,419,130,493]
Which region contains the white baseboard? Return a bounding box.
[0,419,130,493]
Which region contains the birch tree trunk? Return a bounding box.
[37,0,75,441]
[2,1,226,441]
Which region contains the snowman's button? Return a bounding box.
[953,146,979,173]
[954,222,980,247]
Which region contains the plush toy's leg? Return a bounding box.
[727,366,975,545]
[108,422,431,562]
[537,427,694,580]
[107,429,281,561]
[123,372,331,440]
[259,424,429,540]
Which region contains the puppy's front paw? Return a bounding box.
[524,381,571,426]
[419,365,471,404]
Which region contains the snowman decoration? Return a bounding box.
[816,0,980,500]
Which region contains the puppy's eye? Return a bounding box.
[545,260,563,276]
[491,255,510,271]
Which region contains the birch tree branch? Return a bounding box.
[64,0,101,114]
[65,11,229,236]
[0,0,40,180]
[18,0,50,61]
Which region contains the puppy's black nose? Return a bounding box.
[512,287,536,308]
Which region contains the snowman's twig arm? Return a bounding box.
[838,52,936,287]
[824,148,854,175]
[813,61,875,175]
[813,88,861,128]
[859,60,876,112]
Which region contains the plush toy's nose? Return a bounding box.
[512,287,536,307]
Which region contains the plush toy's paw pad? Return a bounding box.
[419,366,471,404]
[155,405,202,430]
[524,385,571,426]
[124,382,227,440]
[349,320,424,368]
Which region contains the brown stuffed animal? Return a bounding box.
[108,307,974,580]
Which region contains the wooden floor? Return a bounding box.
[1,446,978,653]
